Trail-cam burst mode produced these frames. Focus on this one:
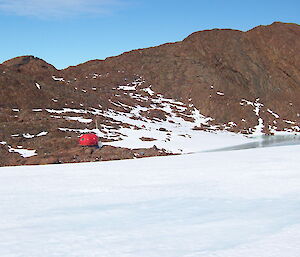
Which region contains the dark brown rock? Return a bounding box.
[1,22,300,166]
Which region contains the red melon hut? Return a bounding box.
[79,133,101,147]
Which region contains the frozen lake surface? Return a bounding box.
[1,140,300,257]
[205,134,300,152]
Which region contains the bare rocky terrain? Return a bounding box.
[0,22,299,166]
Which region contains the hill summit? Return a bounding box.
[1,22,300,166]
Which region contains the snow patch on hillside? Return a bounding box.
[241,98,264,135]
[35,82,41,89]
[267,108,280,118]
[3,143,37,157]
[65,116,93,123]
[52,75,64,81]
[40,78,255,153]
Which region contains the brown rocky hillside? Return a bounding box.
[0,22,299,166]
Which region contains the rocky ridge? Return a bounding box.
[0,22,299,166]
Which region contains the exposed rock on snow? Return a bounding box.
[1,22,300,166]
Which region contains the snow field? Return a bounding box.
[0,145,300,257]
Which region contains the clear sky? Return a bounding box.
[0,0,299,69]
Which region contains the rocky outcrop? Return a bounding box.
[0,22,299,166]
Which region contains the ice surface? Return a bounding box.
[0,145,300,257]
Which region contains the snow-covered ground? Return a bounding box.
[1,143,300,257]
[6,77,300,159]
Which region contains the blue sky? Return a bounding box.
[0,0,299,69]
